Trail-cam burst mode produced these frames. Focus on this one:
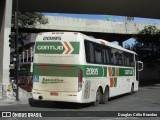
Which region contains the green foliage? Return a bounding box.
[12,12,48,45]
[132,25,160,62]
[12,12,48,28]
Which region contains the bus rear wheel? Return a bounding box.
[100,87,109,104]
[29,98,43,107]
[93,88,101,106]
[130,84,134,94]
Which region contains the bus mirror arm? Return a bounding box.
[137,61,143,71]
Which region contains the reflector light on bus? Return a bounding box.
[39,66,49,69]
[78,69,83,91]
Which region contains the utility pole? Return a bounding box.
[15,0,19,101]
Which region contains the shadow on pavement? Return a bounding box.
[28,98,92,109]
[108,93,132,102]
[28,93,133,109]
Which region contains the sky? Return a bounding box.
[45,13,160,24]
[44,13,160,46]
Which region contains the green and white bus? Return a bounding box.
[31,32,143,105]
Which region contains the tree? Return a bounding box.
[12,12,48,45]
[12,12,48,28]
[132,25,160,62]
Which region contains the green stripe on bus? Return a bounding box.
[114,78,117,87]
[112,67,116,76]
[103,67,107,77]
[70,42,80,54]
[119,68,134,76]
[33,64,134,77]
[34,65,79,77]
[84,65,104,77]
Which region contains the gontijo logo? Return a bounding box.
[35,41,79,54]
[37,45,63,51]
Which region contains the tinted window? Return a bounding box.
[94,44,103,63]
[124,52,134,67]
[104,47,110,64]
[85,41,95,63]
[84,40,134,67]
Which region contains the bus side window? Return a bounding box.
[105,47,110,64]
[117,52,123,65]
[84,41,90,63]
[84,41,91,63]
[111,48,119,65]
[114,52,118,65]
[123,53,134,67]
[124,52,129,66]
[110,53,114,64]
[129,54,134,67]
[110,48,114,65]
[84,40,95,63]
[126,56,130,66]
[103,48,106,64]
[89,43,95,63]
[94,44,103,64]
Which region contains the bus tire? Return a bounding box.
[93,88,101,106]
[100,87,109,104]
[29,98,40,107]
[130,84,134,94]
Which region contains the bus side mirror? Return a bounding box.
[137,61,143,71]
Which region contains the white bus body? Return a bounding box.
[32,32,142,105]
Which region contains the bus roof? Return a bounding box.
[81,34,136,55]
[36,32,136,55]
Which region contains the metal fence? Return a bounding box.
[139,61,160,86]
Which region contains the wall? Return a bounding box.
[139,61,160,86]
[0,0,12,83]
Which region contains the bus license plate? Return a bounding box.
[50,92,58,96]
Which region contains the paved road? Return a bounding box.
[0,85,160,120]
